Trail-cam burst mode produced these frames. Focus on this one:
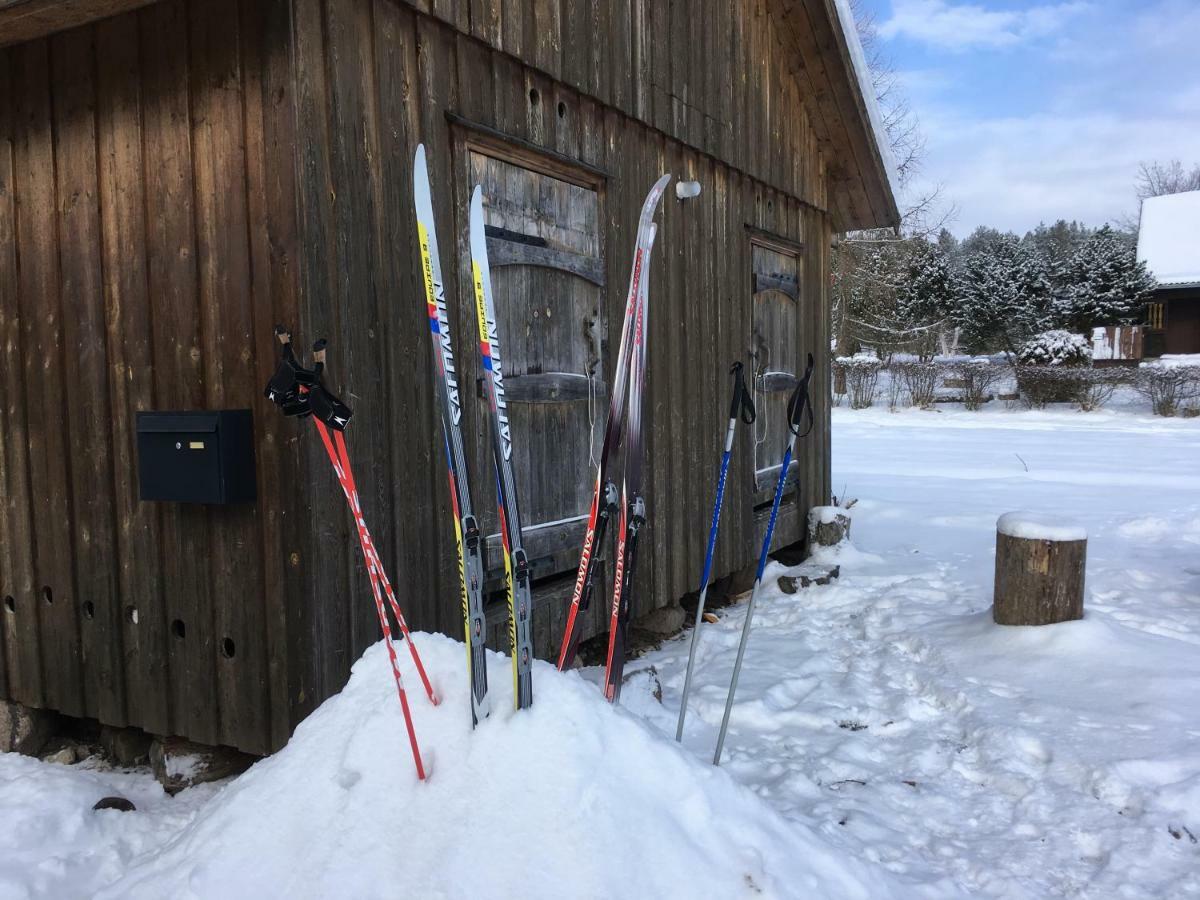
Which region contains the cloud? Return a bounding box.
[880,0,1200,235]
[879,0,1090,51]
[906,105,1200,236]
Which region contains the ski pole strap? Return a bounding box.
[262,327,354,430]
[264,325,316,418]
[786,353,816,438]
[307,339,354,431]
[728,361,756,424]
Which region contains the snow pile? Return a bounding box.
[0,636,901,899]
[1137,190,1200,286]
[996,511,1086,542]
[1146,353,1200,369]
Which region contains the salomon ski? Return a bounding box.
[469,186,533,710]
[557,174,671,676]
[602,218,658,702]
[414,145,490,727]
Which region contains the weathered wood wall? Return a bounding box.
[289,0,834,679]
[0,0,846,754]
[0,0,300,754]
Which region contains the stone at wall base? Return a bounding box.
[636,603,686,636]
[0,700,58,757]
[101,725,153,767]
[150,736,256,794]
[778,563,841,594]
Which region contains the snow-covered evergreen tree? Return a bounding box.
[954,235,1053,352]
[896,240,956,328]
[1052,226,1157,333]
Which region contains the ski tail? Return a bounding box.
[470,186,534,710]
[414,145,490,727]
[557,174,671,671]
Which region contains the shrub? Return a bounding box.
[1017,330,1092,368]
[885,369,905,411]
[948,359,1002,411]
[1076,367,1127,412]
[838,355,882,409]
[1134,364,1200,417]
[831,360,847,407]
[893,360,940,409]
[1017,367,1084,408]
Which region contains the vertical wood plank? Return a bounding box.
[0,48,44,708]
[95,13,170,736]
[290,0,343,716]
[249,0,304,749]
[51,25,127,727]
[12,38,85,718]
[140,0,217,743]
[326,0,398,665]
[373,0,441,642]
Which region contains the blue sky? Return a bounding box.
[857,0,1200,236]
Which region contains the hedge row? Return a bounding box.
[831,357,1200,417]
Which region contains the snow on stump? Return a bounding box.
[993,512,1087,626]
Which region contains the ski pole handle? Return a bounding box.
[274,324,292,346]
[728,362,756,424]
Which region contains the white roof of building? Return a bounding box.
[832,0,901,203]
[1137,190,1200,288]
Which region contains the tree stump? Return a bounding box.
[808,506,851,548]
[993,512,1087,626]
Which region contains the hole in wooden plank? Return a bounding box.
[529,87,539,105]
[3,596,13,613]
[125,605,138,625]
[221,637,236,659]
[42,586,53,605]
[171,619,186,639]
[82,600,95,620]
[557,101,565,118]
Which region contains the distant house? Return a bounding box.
[1138,190,1200,356]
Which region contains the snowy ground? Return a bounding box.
[2,403,1199,898]
[642,403,1200,897]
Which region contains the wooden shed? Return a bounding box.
[0,0,897,755]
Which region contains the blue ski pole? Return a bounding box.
[676,362,755,741]
[714,353,814,766]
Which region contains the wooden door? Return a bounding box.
[749,240,802,503]
[468,150,605,586]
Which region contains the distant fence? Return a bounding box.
[1091,326,1143,366]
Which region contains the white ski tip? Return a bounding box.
[414,143,426,173]
[676,180,702,199]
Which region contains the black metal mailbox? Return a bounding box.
[136,410,257,504]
